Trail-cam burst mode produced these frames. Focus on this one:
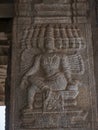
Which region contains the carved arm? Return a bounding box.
[20,55,41,89]
[24,55,41,77]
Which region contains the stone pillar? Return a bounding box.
[9,0,97,130]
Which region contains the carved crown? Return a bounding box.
[22,24,86,51]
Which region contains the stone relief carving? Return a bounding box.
[16,0,89,24]
[20,24,88,128]
[21,50,80,111]
[9,0,97,129]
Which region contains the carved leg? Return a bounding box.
[27,85,38,110]
[44,90,53,110]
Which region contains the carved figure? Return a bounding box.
[20,25,85,111]
[21,41,79,111]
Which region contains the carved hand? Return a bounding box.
[42,85,51,98]
[68,78,73,83]
[20,76,28,90]
[67,79,80,91]
[69,79,79,85]
[42,85,50,91]
[68,78,79,86]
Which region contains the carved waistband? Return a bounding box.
[46,71,64,81]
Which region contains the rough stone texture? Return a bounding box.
[91,1,98,129]
[9,0,97,130]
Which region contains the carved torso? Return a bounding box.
[40,53,67,90]
[41,53,60,77]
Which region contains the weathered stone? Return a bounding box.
[9,0,97,130]
[15,0,89,24]
[34,4,71,17]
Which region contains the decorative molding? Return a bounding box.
[16,0,89,24]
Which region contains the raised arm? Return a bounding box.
[20,55,41,89]
[25,55,41,77]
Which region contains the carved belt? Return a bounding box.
[46,71,63,81]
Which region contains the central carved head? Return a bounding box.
[44,38,55,51]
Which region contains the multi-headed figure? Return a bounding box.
[20,25,83,111]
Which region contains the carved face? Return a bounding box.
[44,38,55,51]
